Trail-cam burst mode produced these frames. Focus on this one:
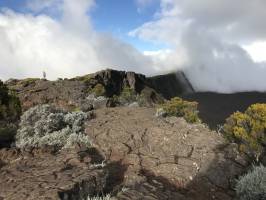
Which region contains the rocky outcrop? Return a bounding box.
[91,69,147,96]
[87,107,248,200]
[6,69,194,111]
[0,147,108,200]
[90,69,194,98]
[7,79,88,111]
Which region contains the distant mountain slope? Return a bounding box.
[183,92,266,129]
[147,71,194,99]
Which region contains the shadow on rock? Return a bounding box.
[117,144,248,200]
[104,161,129,194]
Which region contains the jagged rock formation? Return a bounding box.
[87,69,147,96]
[87,107,247,200]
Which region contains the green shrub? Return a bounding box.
[157,97,200,123]
[0,124,17,142]
[0,81,21,121]
[136,93,146,107]
[71,74,93,82]
[0,81,21,146]
[19,78,39,87]
[88,84,106,97]
[236,165,266,200]
[7,93,21,121]
[223,104,266,161]
[119,86,137,103]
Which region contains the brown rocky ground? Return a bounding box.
[0,106,248,200]
[0,147,110,200]
[87,107,248,200]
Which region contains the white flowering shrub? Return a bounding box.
[236,165,266,200]
[155,108,167,118]
[16,104,91,149]
[87,194,112,200]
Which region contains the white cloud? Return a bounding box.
[131,0,266,93]
[26,0,62,13]
[243,42,266,62]
[0,0,155,80]
[182,27,266,92]
[144,48,187,73]
[136,0,154,7]
[135,0,155,12]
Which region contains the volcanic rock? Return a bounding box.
[0,147,107,200]
[87,107,247,200]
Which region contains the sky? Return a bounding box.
[0,0,266,93]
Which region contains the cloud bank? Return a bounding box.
[131,0,266,93]
[0,0,160,80]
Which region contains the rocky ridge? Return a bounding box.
[6,69,192,111]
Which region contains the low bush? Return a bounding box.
[71,74,93,82]
[0,123,17,143]
[119,86,137,104]
[223,104,266,161]
[87,194,112,200]
[88,84,106,97]
[236,165,266,200]
[0,81,21,122]
[20,78,39,86]
[108,87,163,107]
[156,97,200,123]
[15,104,91,149]
[0,81,21,146]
